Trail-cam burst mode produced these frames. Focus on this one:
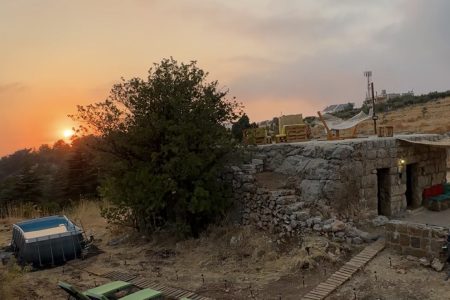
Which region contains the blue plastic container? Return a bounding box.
[11,215,84,266]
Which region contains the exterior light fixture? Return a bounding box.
[398,159,406,174]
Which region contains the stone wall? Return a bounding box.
[386,220,448,259]
[225,157,381,244]
[252,134,448,217]
[226,134,448,245]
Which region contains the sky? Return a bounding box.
[1,0,450,156]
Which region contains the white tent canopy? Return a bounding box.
[322,109,373,131]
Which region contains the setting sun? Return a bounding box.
[63,129,74,139]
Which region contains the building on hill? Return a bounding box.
[364,90,415,105]
[322,103,354,114]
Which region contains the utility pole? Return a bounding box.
[371,82,378,135]
[364,71,372,103]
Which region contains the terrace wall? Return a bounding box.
[385,220,448,259]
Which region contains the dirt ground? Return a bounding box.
[331,249,450,300]
[3,202,450,300]
[0,202,357,300]
[401,207,450,228]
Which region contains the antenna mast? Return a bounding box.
[363,71,372,102]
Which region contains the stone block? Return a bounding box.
[421,228,431,238]
[396,223,408,233]
[385,222,397,232]
[430,241,445,254]
[364,187,377,199]
[421,238,430,250]
[385,231,393,243]
[431,229,447,239]
[399,234,410,246]
[410,237,421,249]
[362,175,377,188]
[417,175,431,187]
[364,160,376,174]
[408,226,423,237]
[377,149,388,158]
[403,247,427,258]
[367,150,377,160]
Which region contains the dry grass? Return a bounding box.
[311,97,450,138]
[357,96,450,135]
[0,258,29,299]
[140,224,347,292]
[0,203,44,225]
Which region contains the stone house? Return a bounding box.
[252,134,449,217]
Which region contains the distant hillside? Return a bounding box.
[357,96,450,135]
[308,96,450,139]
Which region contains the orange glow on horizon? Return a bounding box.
[63,129,74,139]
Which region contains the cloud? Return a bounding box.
[205,0,450,114]
[0,82,28,94]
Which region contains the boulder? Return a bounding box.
[322,224,332,232]
[294,211,310,221]
[431,258,445,272]
[372,215,389,227]
[352,237,363,244]
[313,224,322,232]
[331,220,346,232]
[419,257,431,267]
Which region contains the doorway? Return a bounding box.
[405,163,419,208]
[377,168,390,216]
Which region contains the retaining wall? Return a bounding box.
[385,220,448,259]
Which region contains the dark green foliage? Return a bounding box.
[384,90,450,110]
[421,107,428,118]
[330,103,359,119]
[231,114,251,141]
[271,117,279,133]
[0,137,100,216]
[73,58,241,235]
[66,136,100,200]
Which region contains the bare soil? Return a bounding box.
[0,203,356,300]
[331,249,450,300]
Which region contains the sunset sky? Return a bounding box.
[1,0,450,156]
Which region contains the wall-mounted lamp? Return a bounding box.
[398,158,406,174]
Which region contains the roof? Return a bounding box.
[119,288,162,300]
[397,138,450,148]
[85,281,132,296]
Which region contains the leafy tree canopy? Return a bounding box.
[231,113,251,141]
[72,58,242,235]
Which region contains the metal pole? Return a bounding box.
[37,244,42,267]
[50,241,55,266]
[371,82,377,135]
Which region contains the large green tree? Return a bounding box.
[231,113,251,141]
[73,58,241,235]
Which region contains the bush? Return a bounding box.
[73,58,241,236]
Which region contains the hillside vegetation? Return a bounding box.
[358,96,450,135]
